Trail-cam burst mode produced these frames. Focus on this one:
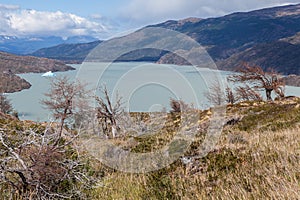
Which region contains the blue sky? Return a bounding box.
[0,0,299,39]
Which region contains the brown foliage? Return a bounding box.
[235,85,263,101]
[229,63,285,101]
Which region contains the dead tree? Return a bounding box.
[229,63,285,101]
[42,76,89,142]
[0,123,96,199]
[96,86,123,138]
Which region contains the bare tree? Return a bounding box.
[42,76,90,142]
[0,94,12,114]
[96,85,123,138]
[229,63,285,101]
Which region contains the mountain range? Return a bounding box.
[23,3,300,76]
[0,35,97,55]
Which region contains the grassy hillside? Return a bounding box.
[89,99,300,199]
[1,98,299,199]
[92,128,299,199]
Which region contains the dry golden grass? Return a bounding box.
[90,127,300,200]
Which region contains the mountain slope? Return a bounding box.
[30,40,102,63]
[218,40,300,74]
[0,51,73,74]
[152,4,300,60]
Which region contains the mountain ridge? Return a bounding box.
[30,40,102,63]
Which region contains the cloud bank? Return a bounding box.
[0,4,108,38]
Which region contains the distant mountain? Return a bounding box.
[32,40,169,63]
[30,40,102,63]
[0,51,74,93]
[0,35,98,55]
[22,4,300,76]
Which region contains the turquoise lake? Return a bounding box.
[7,62,300,121]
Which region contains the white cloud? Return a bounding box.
[0,5,109,38]
[121,0,300,25]
[0,4,19,10]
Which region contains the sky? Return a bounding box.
[0,0,300,39]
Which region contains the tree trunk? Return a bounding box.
[266,89,273,101]
[58,117,65,138]
[55,110,67,146]
[112,125,117,138]
[110,116,117,138]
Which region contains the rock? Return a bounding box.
[225,115,243,126]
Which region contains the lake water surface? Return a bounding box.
[7,62,300,121]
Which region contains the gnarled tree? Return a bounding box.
[229,63,285,101]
